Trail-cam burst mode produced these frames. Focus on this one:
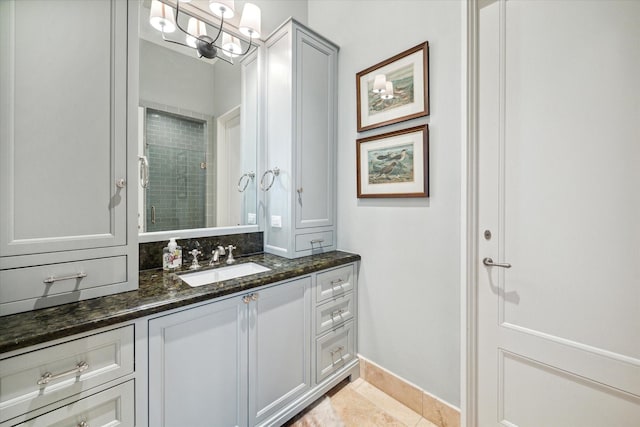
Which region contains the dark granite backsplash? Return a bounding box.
[139,232,264,270]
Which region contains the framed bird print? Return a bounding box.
[356,42,429,132]
[356,125,429,198]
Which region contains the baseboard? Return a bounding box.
[358,355,460,427]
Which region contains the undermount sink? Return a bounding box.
[179,262,271,287]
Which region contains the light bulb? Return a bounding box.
[372,74,387,94]
[209,0,235,19]
[222,33,242,58]
[186,18,207,48]
[239,3,261,39]
[381,81,394,100]
[150,0,176,33]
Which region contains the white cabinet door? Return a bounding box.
[148,277,312,427]
[0,0,128,256]
[249,277,312,426]
[294,28,337,230]
[148,298,248,427]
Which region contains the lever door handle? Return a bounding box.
[483,257,512,268]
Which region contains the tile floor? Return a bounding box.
[285,378,439,427]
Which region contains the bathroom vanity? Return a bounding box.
[0,252,359,427]
[0,0,351,425]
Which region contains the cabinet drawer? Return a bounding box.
[316,292,354,336]
[15,380,134,427]
[0,326,134,424]
[316,264,354,303]
[316,321,355,383]
[295,231,334,252]
[0,256,127,315]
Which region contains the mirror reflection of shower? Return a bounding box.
[142,108,207,232]
[137,104,256,233]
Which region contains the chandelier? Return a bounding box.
[149,0,261,63]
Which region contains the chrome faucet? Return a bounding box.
[210,245,226,266]
[189,249,202,270]
[226,245,237,264]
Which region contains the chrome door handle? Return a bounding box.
[483,257,511,268]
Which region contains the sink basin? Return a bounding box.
[179,262,271,287]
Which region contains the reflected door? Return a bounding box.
[216,106,243,227]
[477,1,640,425]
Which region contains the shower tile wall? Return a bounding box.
[145,109,207,232]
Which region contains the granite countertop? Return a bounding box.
[0,251,360,355]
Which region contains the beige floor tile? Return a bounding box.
[330,385,406,427]
[416,418,440,427]
[354,381,422,426]
[350,377,366,390]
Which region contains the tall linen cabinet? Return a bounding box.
[0,0,138,315]
[263,19,338,258]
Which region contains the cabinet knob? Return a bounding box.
[115,178,126,188]
[77,421,89,427]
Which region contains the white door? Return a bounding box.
[477,1,640,425]
[216,106,243,226]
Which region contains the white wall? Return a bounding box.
[249,0,308,37]
[139,39,217,116]
[309,0,463,406]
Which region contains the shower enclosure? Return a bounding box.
[143,108,207,232]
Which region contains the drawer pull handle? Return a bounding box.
[77,421,89,427]
[331,309,345,319]
[37,361,89,386]
[330,346,345,365]
[330,278,344,286]
[242,293,259,304]
[310,239,324,244]
[330,345,344,356]
[43,272,87,284]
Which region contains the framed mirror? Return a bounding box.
[137,0,261,242]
